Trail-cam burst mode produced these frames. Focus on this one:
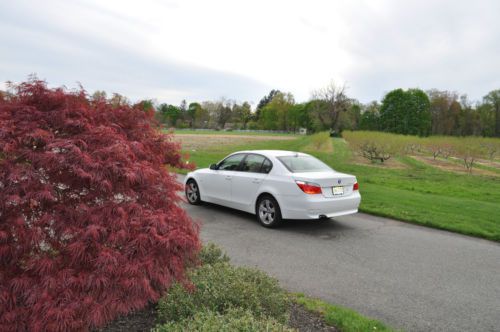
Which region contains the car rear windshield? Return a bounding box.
[277,155,333,173]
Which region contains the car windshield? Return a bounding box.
[277,155,333,173]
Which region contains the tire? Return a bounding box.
[256,195,282,228]
[185,179,202,205]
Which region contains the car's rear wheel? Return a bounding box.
[256,195,282,228]
[185,179,201,205]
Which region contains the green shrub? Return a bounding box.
[154,308,295,332]
[198,242,230,265]
[157,262,290,324]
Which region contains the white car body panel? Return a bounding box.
[185,150,361,220]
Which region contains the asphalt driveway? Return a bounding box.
[178,176,500,331]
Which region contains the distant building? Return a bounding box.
[299,127,307,135]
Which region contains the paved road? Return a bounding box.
[178,176,500,331]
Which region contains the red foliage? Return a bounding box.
[0,80,200,331]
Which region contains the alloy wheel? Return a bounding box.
[259,199,275,225]
[186,181,198,203]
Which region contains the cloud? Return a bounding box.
[1,0,499,104]
[336,0,500,101]
[0,0,269,104]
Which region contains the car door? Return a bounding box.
[230,154,272,212]
[203,153,245,206]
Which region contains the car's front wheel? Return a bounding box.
[185,179,202,205]
[256,195,282,228]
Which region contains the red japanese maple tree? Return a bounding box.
[0,80,200,331]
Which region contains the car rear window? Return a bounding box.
[277,155,333,173]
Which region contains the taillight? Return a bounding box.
[353,182,359,191]
[296,181,322,194]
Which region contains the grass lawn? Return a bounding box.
[292,293,397,332]
[174,132,500,241]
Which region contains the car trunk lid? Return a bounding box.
[293,171,357,197]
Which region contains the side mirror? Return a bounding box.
[209,163,218,170]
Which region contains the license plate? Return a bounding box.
[332,186,344,196]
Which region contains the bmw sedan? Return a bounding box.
[184,150,361,227]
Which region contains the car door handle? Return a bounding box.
[252,178,262,184]
[225,175,232,180]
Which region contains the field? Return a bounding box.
[176,134,296,151]
[172,130,500,241]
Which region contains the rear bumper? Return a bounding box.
[280,191,361,219]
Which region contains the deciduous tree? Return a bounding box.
[0,80,200,331]
[255,90,281,121]
[311,83,350,131]
[380,88,431,136]
[483,89,500,137]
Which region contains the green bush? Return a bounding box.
[154,308,295,332]
[198,242,230,265]
[157,262,290,324]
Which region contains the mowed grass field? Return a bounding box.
[172,131,500,241]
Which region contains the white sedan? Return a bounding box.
[184,150,361,227]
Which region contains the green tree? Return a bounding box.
[289,103,311,132]
[255,90,281,121]
[259,92,294,131]
[380,88,431,136]
[476,102,496,136]
[359,101,380,131]
[483,90,500,137]
[158,103,182,126]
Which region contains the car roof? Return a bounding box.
[232,150,309,158]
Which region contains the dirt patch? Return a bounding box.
[412,155,499,176]
[94,303,157,332]
[289,303,338,332]
[173,134,296,151]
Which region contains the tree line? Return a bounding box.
[3,83,498,137]
[147,85,499,137]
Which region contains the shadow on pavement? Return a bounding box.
[185,201,355,237]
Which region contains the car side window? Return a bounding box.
[261,158,272,174]
[240,154,266,173]
[218,154,245,171]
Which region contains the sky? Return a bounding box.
[1,0,499,106]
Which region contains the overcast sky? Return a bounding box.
[1,0,499,106]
